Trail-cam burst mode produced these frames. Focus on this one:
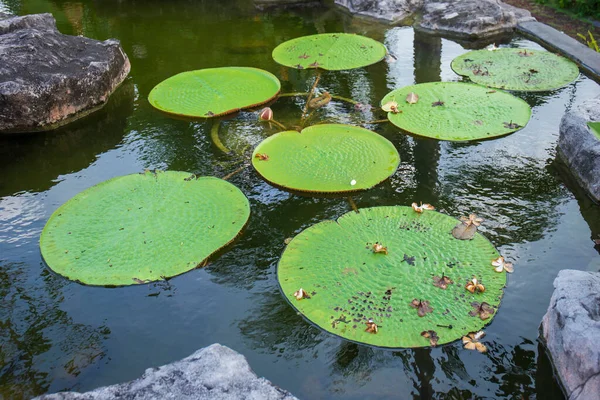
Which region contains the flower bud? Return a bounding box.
[258,107,273,121]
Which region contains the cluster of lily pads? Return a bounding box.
[40,33,579,349]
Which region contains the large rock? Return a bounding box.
[418,0,534,38]
[0,13,130,134]
[335,0,534,38]
[335,0,423,23]
[541,270,600,400]
[558,96,600,203]
[35,344,297,400]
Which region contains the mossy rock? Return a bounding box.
[381,82,531,141]
[251,124,400,193]
[40,171,250,286]
[451,48,579,91]
[272,33,387,71]
[148,67,281,118]
[278,206,506,348]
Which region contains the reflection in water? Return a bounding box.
[0,0,599,399]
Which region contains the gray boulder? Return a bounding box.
[0,13,130,134]
[335,0,423,23]
[558,96,600,203]
[418,0,534,38]
[541,270,600,400]
[35,344,297,400]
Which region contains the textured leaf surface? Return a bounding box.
[148,67,281,118]
[251,124,399,193]
[40,171,250,286]
[278,206,506,348]
[272,33,386,71]
[381,82,531,141]
[589,122,600,140]
[451,48,579,91]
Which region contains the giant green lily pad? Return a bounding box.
[451,48,579,91]
[251,124,399,193]
[40,171,250,286]
[148,67,281,118]
[278,206,506,348]
[589,122,600,140]
[381,82,531,141]
[272,33,387,71]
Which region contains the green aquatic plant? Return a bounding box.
[251,124,400,193]
[148,67,281,118]
[381,82,531,141]
[451,48,579,91]
[40,171,250,286]
[577,31,599,52]
[278,206,507,348]
[589,121,600,140]
[272,33,387,71]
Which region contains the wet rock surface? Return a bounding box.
[558,95,600,203]
[36,344,297,400]
[418,0,534,38]
[0,13,130,134]
[334,0,533,37]
[541,270,600,400]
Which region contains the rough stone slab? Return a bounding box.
[558,96,600,203]
[541,270,600,400]
[0,13,130,133]
[334,0,423,23]
[35,344,297,400]
[418,0,534,38]
[518,21,600,83]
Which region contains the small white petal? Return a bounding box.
[350,180,357,186]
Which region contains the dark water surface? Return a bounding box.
[1,1,600,399]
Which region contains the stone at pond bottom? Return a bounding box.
[0,13,130,134]
[558,95,600,203]
[541,270,600,400]
[35,344,298,400]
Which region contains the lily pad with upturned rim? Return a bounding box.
[278,206,506,348]
[251,124,400,193]
[381,82,531,141]
[40,171,250,286]
[451,48,579,91]
[148,67,281,118]
[272,33,387,71]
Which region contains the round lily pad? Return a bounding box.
[272,33,387,71]
[40,171,250,286]
[278,206,506,348]
[148,67,281,118]
[451,48,579,91]
[381,82,531,141]
[251,124,400,193]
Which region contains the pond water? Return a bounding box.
[1,0,600,399]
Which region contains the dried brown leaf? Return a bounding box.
[406,92,419,104]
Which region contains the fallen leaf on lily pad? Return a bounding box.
[255,153,269,161]
[452,222,478,240]
[365,319,378,334]
[294,288,310,300]
[518,49,533,57]
[372,243,388,255]
[487,44,498,51]
[406,92,419,104]
[421,330,439,347]
[469,302,494,320]
[412,202,435,213]
[382,100,400,114]
[492,256,514,273]
[410,299,433,317]
[461,214,484,227]
[465,277,485,294]
[284,237,293,245]
[432,100,445,107]
[432,275,453,290]
[462,330,487,352]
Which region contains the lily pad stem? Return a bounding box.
[301,70,321,121]
[270,119,287,131]
[210,120,231,154]
[222,163,248,181]
[280,92,359,105]
[347,197,359,214]
[360,119,389,125]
